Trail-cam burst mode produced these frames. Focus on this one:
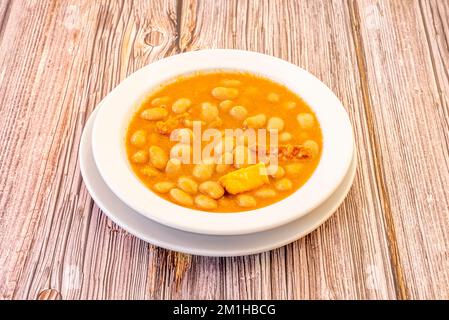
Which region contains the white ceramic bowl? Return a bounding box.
[92,49,354,235]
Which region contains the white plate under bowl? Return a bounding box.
[91,49,355,235]
[81,108,356,256]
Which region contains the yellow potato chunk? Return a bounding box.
[219,163,269,195]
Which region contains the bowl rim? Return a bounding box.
[91,49,354,235]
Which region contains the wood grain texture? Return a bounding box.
[352,0,449,299]
[179,0,396,299]
[0,0,180,300]
[0,0,447,300]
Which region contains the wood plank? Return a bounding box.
[0,0,12,42]
[177,0,397,299]
[419,0,449,140]
[0,0,182,299]
[352,0,449,298]
[2,0,445,300]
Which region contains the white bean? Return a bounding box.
[303,140,320,158]
[194,195,218,210]
[266,165,285,179]
[254,188,277,198]
[275,178,293,191]
[235,195,257,208]
[297,113,315,129]
[130,130,146,147]
[193,162,215,180]
[284,163,304,176]
[153,181,175,193]
[229,105,248,120]
[211,87,239,100]
[267,117,285,132]
[172,98,192,114]
[140,165,161,178]
[149,146,168,169]
[140,165,160,177]
[200,102,219,122]
[279,132,292,142]
[151,96,170,106]
[165,158,182,175]
[199,181,225,199]
[219,100,233,113]
[140,107,168,120]
[243,114,266,129]
[177,176,198,194]
[169,188,194,206]
[131,150,148,164]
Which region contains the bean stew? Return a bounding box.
[126,71,322,212]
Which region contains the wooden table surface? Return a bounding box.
[0,0,448,300]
